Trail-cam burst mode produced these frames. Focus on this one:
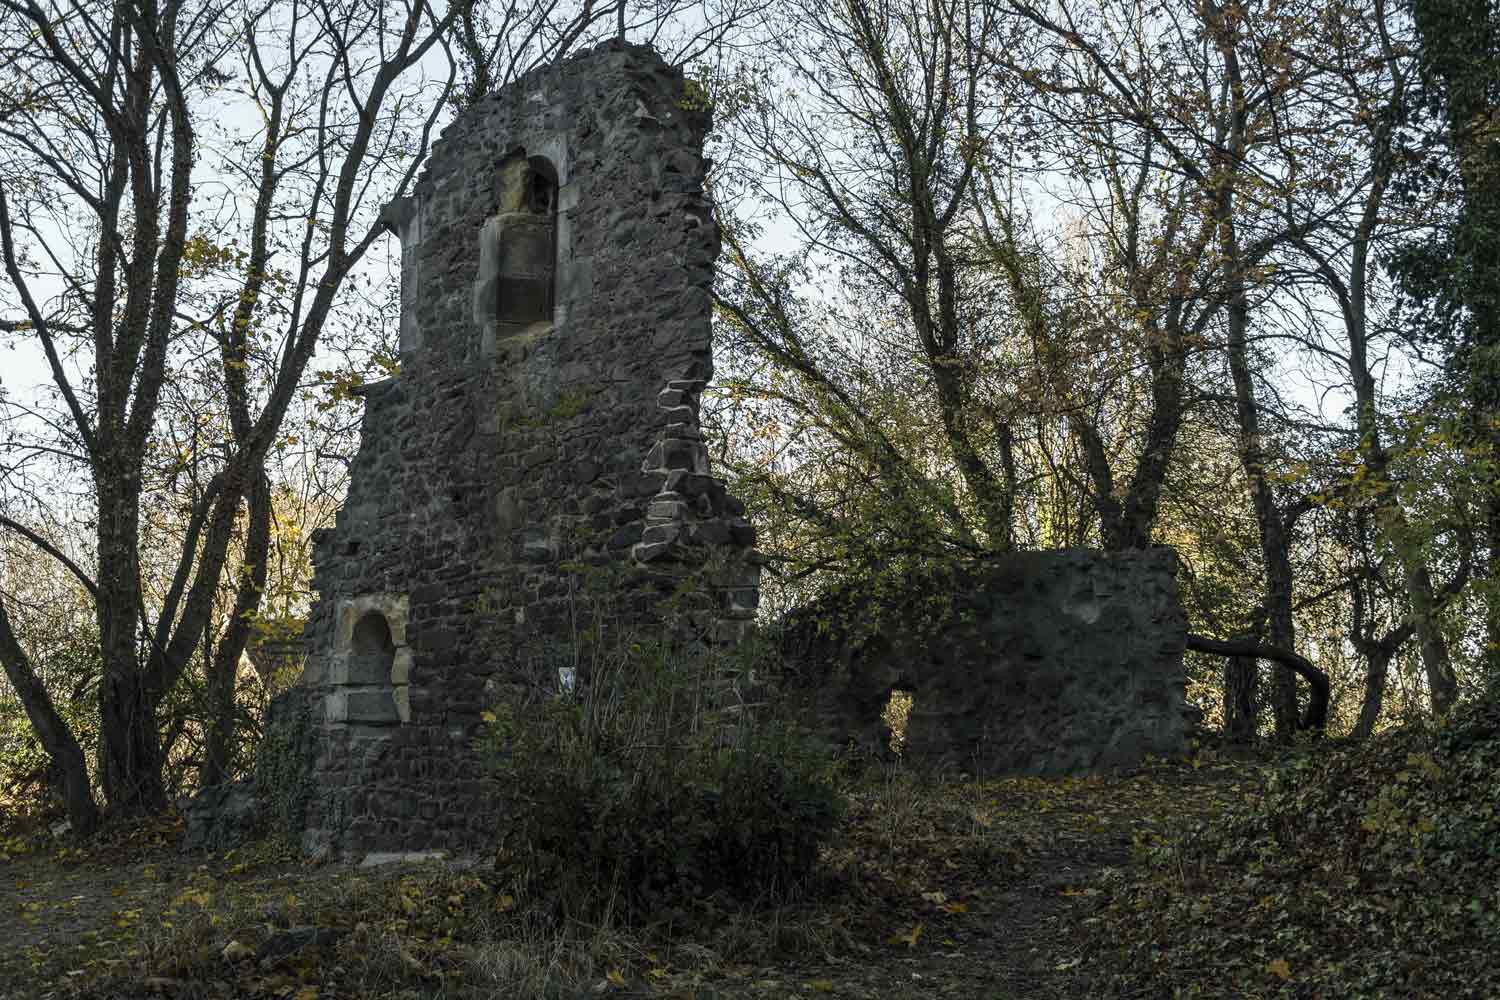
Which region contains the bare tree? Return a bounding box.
[716,0,1022,581]
[0,0,452,827]
[454,0,772,108]
[1270,0,1470,716]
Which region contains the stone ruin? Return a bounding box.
[238,42,1190,862]
[782,549,1190,775]
[269,41,760,860]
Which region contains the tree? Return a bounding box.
[0,0,465,827]
[1268,0,1474,717]
[1389,0,1500,688]
[988,6,1226,555]
[1000,0,1341,734]
[715,0,1023,590]
[452,0,770,109]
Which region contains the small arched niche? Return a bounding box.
[349,612,395,682]
[330,597,412,726]
[344,611,400,725]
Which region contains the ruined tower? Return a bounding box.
[288,42,759,859]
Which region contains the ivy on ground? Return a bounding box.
[1086,698,1500,999]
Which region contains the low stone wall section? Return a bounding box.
[785,548,1189,775]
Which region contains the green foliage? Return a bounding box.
[541,386,592,424]
[0,599,102,816]
[781,555,975,668]
[251,695,315,840]
[0,697,57,812]
[1089,698,1500,996]
[479,637,843,921]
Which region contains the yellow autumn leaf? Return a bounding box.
[939,901,968,914]
[888,923,923,948]
[1267,958,1292,980]
[807,980,835,992]
[481,710,497,723]
[606,969,627,987]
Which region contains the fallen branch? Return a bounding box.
[1187,633,1330,732]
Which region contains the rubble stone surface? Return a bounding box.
[784,548,1189,775]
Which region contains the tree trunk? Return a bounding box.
[1188,633,1329,732]
[1075,344,1188,553]
[930,360,1016,552]
[1352,644,1393,739]
[199,473,272,787]
[95,476,167,816]
[1406,560,1458,715]
[1113,345,1187,550]
[1223,651,1258,743]
[0,600,99,834]
[1208,2,1301,739]
[1263,542,1300,739]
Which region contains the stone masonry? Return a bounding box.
[785,548,1190,776]
[282,41,759,860]
[248,42,1195,863]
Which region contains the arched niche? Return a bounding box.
[328,595,412,726]
[349,612,395,683]
[475,150,559,336]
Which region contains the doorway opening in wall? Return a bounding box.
[882,688,914,757]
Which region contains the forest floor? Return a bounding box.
[0,753,1242,1000]
[3,707,1498,1000]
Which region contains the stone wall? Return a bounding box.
[785,549,1189,775]
[281,41,759,860]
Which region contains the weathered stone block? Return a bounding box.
[347,690,401,724]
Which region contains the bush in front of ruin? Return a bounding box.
[478,634,843,920]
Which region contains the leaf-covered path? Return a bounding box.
[1,758,1250,999]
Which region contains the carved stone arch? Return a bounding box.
[326,594,412,726]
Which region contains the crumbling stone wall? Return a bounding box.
[283,41,758,860]
[786,549,1189,775]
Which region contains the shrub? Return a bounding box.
[479,634,843,921]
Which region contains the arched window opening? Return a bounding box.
[493,150,558,327]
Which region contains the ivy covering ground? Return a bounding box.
[1087,698,1500,998]
[2,701,1497,999]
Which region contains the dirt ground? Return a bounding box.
[1,760,1238,999]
